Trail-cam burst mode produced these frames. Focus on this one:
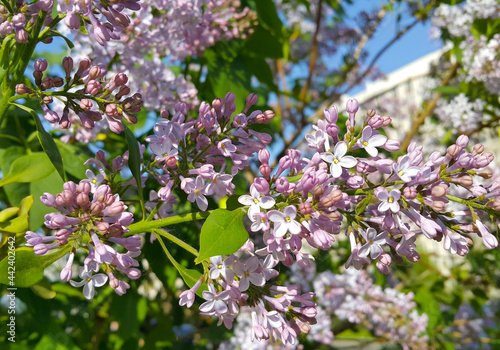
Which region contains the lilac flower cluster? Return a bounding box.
[237,98,498,279]
[57,0,141,46]
[144,93,274,213]
[313,269,429,349]
[25,179,141,299]
[180,245,317,346]
[461,34,500,95]
[0,0,140,45]
[219,267,428,349]
[61,0,255,110]
[435,93,486,134]
[15,56,143,135]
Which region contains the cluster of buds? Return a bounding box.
[15,57,143,134]
[145,93,275,214]
[25,179,141,299]
[180,245,316,346]
[57,0,141,46]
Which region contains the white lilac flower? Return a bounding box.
[84,169,104,192]
[320,141,357,178]
[238,184,276,219]
[205,173,233,197]
[305,129,326,150]
[393,155,420,182]
[357,126,387,157]
[70,267,108,299]
[268,205,302,237]
[358,228,388,259]
[377,188,401,213]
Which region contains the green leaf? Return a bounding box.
[124,125,144,215]
[175,263,206,298]
[0,207,19,222]
[0,246,71,287]
[0,152,54,186]
[355,193,373,216]
[244,26,283,59]
[195,208,248,263]
[55,139,89,179]
[29,170,64,230]
[253,0,283,38]
[432,86,461,95]
[0,195,33,234]
[11,102,65,181]
[31,278,56,299]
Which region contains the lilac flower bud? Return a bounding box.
[102,202,125,216]
[15,84,31,95]
[58,110,70,130]
[80,98,93,111]
[253,178,269,194]
[116,85,131,100]
[489,199,500,211]
[12,14,25,29]
[76,192,90,209]
[108,224,124,238]
[403,186,417,200]
[472,143,484,156]
[62,57,73,78]
[383,140,400,152]
[123,111,138,124]
[60,252,75,282]
[368,114,384,129]
[451,174,473,187]
[430,201,445,212]
[108,272,120,289]
[263,110,275,123]
[477,169,492,179]
[86,80,101,95]
[34,242,58,255]
[0,22,14,36]
[41,105,60,123]
[105,103,119,117]
[77,181,92,194]
[376,253,392,274]
[41,95,53,105]
[313,185,325,197]
[446,144,460,158]
[41,192,57,207]
[51,214,80,228]
[34,59,48,72]
[259,164,271,178]
[65,11,80,29]
[300,202,313,215]
[15,29,28,43]
[78,112,94,129]
[53,77,64,87]
[347,175,364,189]
[431,184,448,197]
[324,105,338,123]
[75,58,92,79]
[346,99,359,114]
[258,149,270,165]
[244,92,258,113]
[90,201,104,215]
[275,177,290,193]
[456,135,469,149]
[125,268,141,280]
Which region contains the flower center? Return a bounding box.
[285,216,291,223]
[362,141,368,146]
[369,239,374,244]
[254,198,259,204]
[398,170,404,176]
[244,271,249,277]
[87,277,92,282]
[194,189,200,194]
[218,264,222,269]
[220,143,226,149]
[92,179,97,184]
[388,197,394,203]
[333,158,339,164]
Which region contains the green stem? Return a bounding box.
[126,210,214,235]
[447,195,496,215]
[153,228,198,257]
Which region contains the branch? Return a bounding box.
[400,62,458,151]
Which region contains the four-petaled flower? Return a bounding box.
[232,256,265,291]
[358,228,388,259]
[238,184,276,219]
[357,126,387,157]
[377,188,401,213]
[70,267,108,299]
[320,141,357,178]
[268,205,302,237]
[199,285,232,315]
[393,155,420,182]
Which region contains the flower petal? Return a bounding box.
[334,142,347,158]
